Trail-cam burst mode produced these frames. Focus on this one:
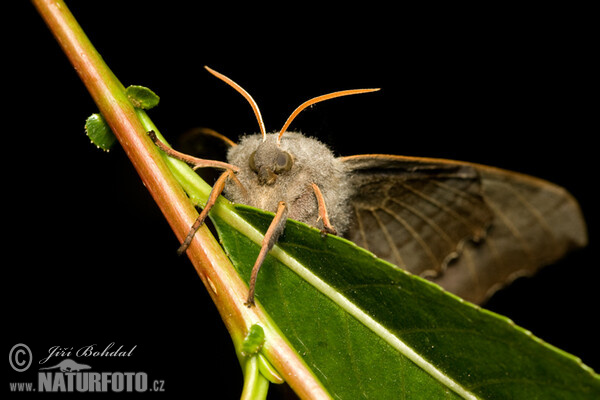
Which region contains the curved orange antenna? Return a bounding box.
[277,88,380,143]
[205,66,267,140]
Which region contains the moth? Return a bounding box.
[149,66,587,307]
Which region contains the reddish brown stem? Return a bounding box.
[32,2,331,398]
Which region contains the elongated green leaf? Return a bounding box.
[211,205,600,399]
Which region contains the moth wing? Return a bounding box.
[341,154,587,304]
[177,127,236,154]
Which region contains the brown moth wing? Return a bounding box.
[341,154,588,304]
[176,127,236,159]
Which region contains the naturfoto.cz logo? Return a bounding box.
[8,343,165,394]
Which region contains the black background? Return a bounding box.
[8,2,597,398]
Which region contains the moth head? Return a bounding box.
[204,66,379,185]
[248,139,294,185]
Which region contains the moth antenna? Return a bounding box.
[277,88,380,144]
[205,66,267,140]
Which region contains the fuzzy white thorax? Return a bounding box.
[225,132,353,234]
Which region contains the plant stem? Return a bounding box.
[32,1,330,398]
[241,357,270,400]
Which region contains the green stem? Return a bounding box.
[241,357,270,400]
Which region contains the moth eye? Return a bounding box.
[249,151,258,172]
[274,151,293,173]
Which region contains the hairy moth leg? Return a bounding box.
[246,201,288,307]
[311,183,337,235]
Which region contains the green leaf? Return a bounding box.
[211,204,600,399]
[126,85,160,109]
[85,113,116,151]
[256,354,284,384]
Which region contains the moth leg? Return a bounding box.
[147,130,238,172]
[177,169,234,256]
[147,130,246,253]
[310,183,337,236]
[245,201,288,307]
[228,172,250,203]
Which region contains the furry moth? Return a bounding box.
[149,66,587,307]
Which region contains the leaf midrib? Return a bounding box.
[213,204,478,400]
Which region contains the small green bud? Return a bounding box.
[241,324,265,356]
[85,113,116,151]
[126,85,160,109]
